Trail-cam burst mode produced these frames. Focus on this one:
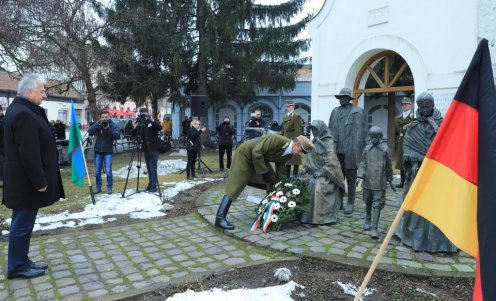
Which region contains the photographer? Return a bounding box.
[186,119,206,180]
[88,110,120,194]
[246,109,265,140]
[216,116,236,172]
[133,108,162,192]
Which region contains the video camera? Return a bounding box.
[136,113,149,125]
[99,120,109,129]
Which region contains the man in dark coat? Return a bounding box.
[133,108,162,192]
[328,88,368,214]
[216,116,236,172]
[214,134,314,230]
[3,74,65,279]
[394,97,414,188]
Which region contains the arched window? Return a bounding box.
[216,104,238,129]
[294,103,311,122]
[353,51,415,149]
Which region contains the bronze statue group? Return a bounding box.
[215,88,457,254]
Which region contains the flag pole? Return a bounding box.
[79,139,95,205]
[353,207,405,301]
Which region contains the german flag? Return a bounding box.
[400,39,496,300]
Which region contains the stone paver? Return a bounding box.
[197,184,476,278]
[0,182,474,300]
[0,211,289,300]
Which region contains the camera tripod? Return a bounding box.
[121,124,163,199]
[181,148,212,177]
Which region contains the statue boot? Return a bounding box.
[215,195,235,230]
[344,178,356,214]
[363,203,372,230]
[371,208,381,239]
[396,170,405,188]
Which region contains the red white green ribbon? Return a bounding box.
[249,200,278,232]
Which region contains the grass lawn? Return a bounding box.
[0,148,224,221]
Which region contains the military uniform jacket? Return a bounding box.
[358,143,393,190]
[282,111,302,165]
[394,111,414,170]
[225,135,293,200]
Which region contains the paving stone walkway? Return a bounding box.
[0,213,291,301]
[198,184,475,278]
[0,182,475,301]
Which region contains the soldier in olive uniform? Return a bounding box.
[281,100,303,177]
[394,97,414,188]
[215,134,314,230]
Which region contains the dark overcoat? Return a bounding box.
[328,105,367,169]
[2,97,65,210]
[282,111,302,165]
[394,112,414,170]
[225,134,293,200]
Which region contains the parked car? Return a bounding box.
[110,117,126,139]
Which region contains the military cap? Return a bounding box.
[296,135,315,154]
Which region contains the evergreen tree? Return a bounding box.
[100,0,311,114]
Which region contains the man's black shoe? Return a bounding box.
[8,267,45,279]
[395,183,404,188]
[28,260,48,270]
[146,188,157,193]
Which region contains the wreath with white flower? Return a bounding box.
[250,177,310,232]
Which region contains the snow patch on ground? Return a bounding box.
[1,177,217,235]
[169,149,188,157]
[113,159,187,178]
[166,280,304,301]
[333,281,376,301]
[415,287,437,297]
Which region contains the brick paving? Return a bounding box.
[198,184,475,277]
[0,182,474,300]
[0,214,291,300]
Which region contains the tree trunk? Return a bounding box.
[82,70,98,122]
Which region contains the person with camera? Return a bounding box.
[134,108,162,192]
[246,109,265,140]
[88,110,120,194]
[186,119,206,180]
[216,116,236,172]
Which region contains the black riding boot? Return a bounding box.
[215,195,235,230]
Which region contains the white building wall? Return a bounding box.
[479,0,496,78]
[41,101,86,125]
[310,0,489,122]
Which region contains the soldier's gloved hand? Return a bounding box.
[313,171,321,178]
[262,172,273,183]
[356,178,363,187]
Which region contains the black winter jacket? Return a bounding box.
[216,122,235,146]
[2,97,65,210]
[88,120,120,153]
[186,127,202,152]
[134,119,162,152]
